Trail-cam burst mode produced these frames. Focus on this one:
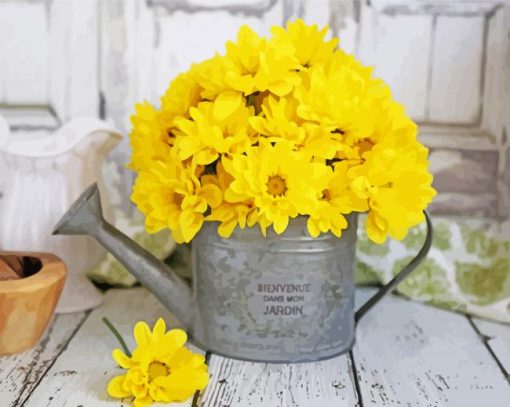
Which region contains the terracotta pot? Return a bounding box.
[0,251,66,355]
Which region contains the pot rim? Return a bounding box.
[0,251,67,293]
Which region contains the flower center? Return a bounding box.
[166,129,176,146]
[357,139,374,156]
[174,193,184,207]
[321,189,332,201]
[148,361,170,381]
[267,175,287,197]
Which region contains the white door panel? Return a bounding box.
[428,15,484,124]
[372,13,433,120]
[0,0,99,127]
[0,1,48,104]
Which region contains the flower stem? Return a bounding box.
[102,317,132,357]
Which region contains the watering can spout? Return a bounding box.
[53,183,194,326]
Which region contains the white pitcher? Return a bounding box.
[0,117,122,313]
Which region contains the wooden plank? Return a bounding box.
[430,191,498,218]
[357,1,377,67]
[24,288,201,407]
[130,1,158,106]
[0,107,59,130]
[419,127,498,151]
[353,288,510,406]
[200,353,359,406]
[374,13,432,121]
[0,312,88,407]
[330,0,358,55]
[430,149,498,194]
[300,0,331,28]
[371,0,497,16]
[49,0,99,122]
[471,317,510,380]
[150,0,276,14]
[67,0,99,119]
[98,0,134,133]
[482,5,510,171]
[428,15,484,124]
[0,1,48,104]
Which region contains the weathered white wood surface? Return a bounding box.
[0,1,48,104]
[471,317,510,381]
[428,15,484,124]
[22,288,201,407]
[49,0,99,121]
[2,287,510,406]
[373,13,432,121]
[353,289,510,406]
[200,353,359,406]
[0,312,87,407]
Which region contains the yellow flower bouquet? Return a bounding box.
[130,19,436,244]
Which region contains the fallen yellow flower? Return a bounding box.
[107,318,209,407]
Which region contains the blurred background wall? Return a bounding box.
[0,0,509,219]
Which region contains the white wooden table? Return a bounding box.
[1,287,509,407]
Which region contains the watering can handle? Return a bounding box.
[354,210,433,323]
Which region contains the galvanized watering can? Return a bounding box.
[54,184,433,363]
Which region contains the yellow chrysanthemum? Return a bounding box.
[249,95,338,159]
[307,162,368,238]
[176,92,255,165]
[334,98,418,165]
[249,94,304,141]
[224,25,301,96]
[131,157,222,243]
[224,142,325,234]
[271,19,338,68]
[129,102,173,171]
[203,161,260,238]
[161,70,202,121]
[107,318,208,407]
[295,54,391,139]
[349,142,436,243]
[192,55,230,100]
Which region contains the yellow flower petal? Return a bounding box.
[213,91,243,121]
[107,375,131,399]
[166,329,188,348]
[179,210,204,243]
[126,368,145,385]
[133,321,151,348]
[112,349,132,369]
[273,214,289,234]
[149,384,171,403]
[366,211,387,244]
[133,395,154,407]
[152,318,166,338]
[131,383,148,399]
[200,183,223,209]
[217,219,238,238]
[307,217,320,238]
